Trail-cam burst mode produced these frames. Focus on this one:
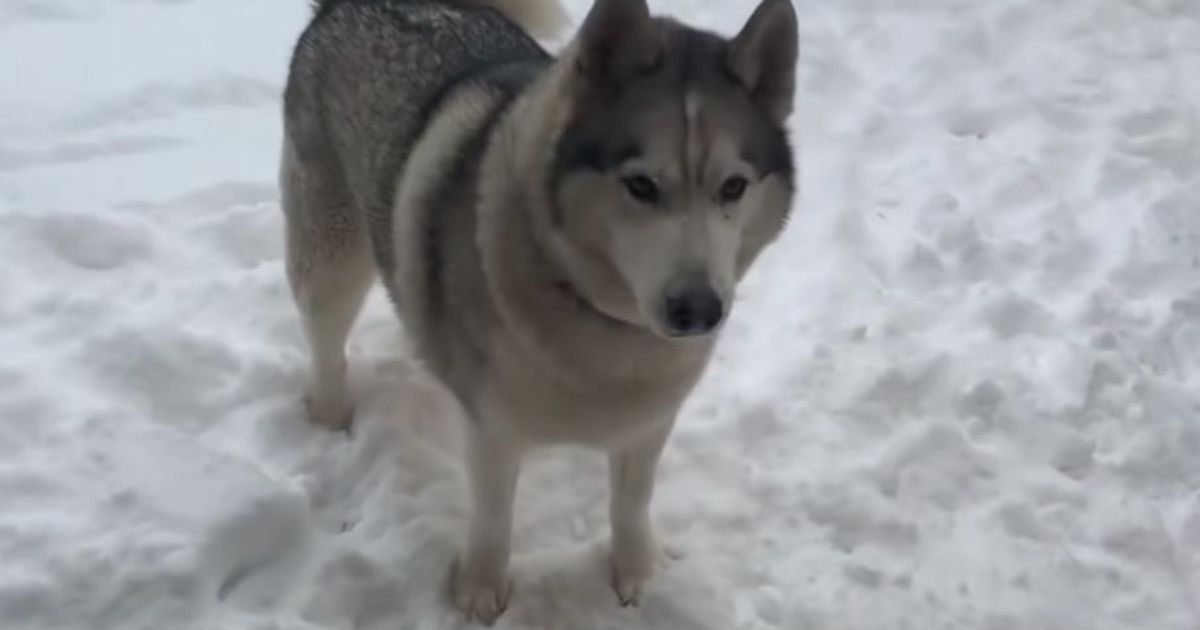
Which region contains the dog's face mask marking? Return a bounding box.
[549,0,798,339]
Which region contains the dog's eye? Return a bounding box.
[621,175,660,204]
[719,176,749,203]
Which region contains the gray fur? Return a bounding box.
[280,0,797,622]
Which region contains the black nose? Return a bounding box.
[664,286,724,336]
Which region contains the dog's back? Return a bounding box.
[280,0,564,427]
[283,0,556,276]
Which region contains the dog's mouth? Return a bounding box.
[659,326,722,340]
[550,273,727,341]
[553,279,646,332]
[646,308,728,341]
[650,320,726,341]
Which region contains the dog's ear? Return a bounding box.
[576,0,659,84]
[728,0,798,122]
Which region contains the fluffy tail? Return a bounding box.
[309,0,569,40]
[448,0,569,39]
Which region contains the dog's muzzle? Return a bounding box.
[662,284,724,337]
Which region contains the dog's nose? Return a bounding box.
[664,285,724,336]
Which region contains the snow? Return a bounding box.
[1,0,1198,628]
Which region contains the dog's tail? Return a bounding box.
[448,0,569,39]
[309,0,568,40]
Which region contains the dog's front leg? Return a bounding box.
[608,419,674,607]
[453,424,521,626]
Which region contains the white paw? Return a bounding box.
[610,526,660,607]
[451,558,513,626]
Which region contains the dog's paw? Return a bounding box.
[304,391,354,432]
[451,558,513,626]
[610,527,660,608]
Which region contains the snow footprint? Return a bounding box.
[209,490,311,613]
[33,214,152,271]
[192,198,284,269]
[80,324,242,429]
[980,290,1056,338]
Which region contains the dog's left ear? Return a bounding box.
[727,0,798,122]
[577,0,659,85]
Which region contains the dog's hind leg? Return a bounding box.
[281,135,375,431]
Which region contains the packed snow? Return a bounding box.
[1,0,1198,628]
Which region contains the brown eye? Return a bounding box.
[719,176,749,203]
[621,175,660,204]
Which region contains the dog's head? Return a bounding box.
[544,0,797,339]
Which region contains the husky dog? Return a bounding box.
[282,0,797,622]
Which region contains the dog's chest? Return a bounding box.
[477,361,702,449]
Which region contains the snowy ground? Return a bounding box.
[1,0,1199,628]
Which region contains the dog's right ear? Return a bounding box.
[576,0,659,84]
